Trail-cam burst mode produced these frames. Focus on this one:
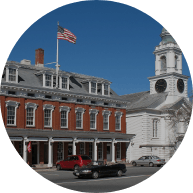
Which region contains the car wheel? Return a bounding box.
[92,171,99,179]
[74,165,79,170]
[149,162,154,167]
[117,170,123,177]
[132,162,137,166]
[57,165,61,171]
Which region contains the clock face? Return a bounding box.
[155,79,167,93]
[177,79,184,93]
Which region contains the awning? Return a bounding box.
[10,137,23,141]
[28,137,48,141]
[139,144,175,148]
[52,138,73,142]
[77,138,94,142]
[97,138,112,142]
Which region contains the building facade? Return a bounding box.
[122,28,191,162]
[0,49,134,167]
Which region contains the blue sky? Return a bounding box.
[7,1,192,96]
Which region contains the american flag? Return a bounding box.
[57,25,77,44]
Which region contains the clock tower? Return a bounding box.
[148,28,189,104]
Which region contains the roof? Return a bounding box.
[120,91,168,110]
[1,61,124,101]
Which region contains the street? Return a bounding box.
[37,166,161,192]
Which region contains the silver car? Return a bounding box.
[131,156,165,167]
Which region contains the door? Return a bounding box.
[32,143,37,164]
[68,144,72,156]
[44,143,48,164]
[107,144,111,161]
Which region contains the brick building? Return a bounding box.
[0,48,134,167]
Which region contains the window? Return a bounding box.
[5,100,20,126]
[153,119,158,138]
[89,143,93,159]
[77,99,83,103]
[104,84,109,95]
[6,64,18,83]
[102,110,111,130]
[81,155,90,160]
[60,106,71,128]
[75,107,85,129]
[62,97,68,101]
[45,95,52,99]
[45,74,52,87]
[175,55,178,69]
[104,102,108,106]
[115,111,123,131]
[27,93,35,97]
[57,142,63,161]
[98,143,103,160]
[116,143,121,160]
[26,108,34,126]
[43,104,55,127]
[160,56,166,71]
[7,106,16,125]
[62,77,68,89]
[91,101,96,104]
[80,142,85,155]
[89,109,99,130]
[91,82,97,93]
[76,112,82,128]
[116,104,121,108]
[8,91,16,95]
[25,102,38,127]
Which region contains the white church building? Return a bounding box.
[121,28,191,162]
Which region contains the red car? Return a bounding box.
[56,155,92,170]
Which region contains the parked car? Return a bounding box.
[56,155,92,170]
[73,161,127,179]
[131,156,165,167]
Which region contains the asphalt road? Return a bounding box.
[37,166,161,192]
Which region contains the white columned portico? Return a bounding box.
[111,138,116,163]
[23,137,28,163]
[73,138,77,155]
[48,137,53,167]
[93,138,98,161]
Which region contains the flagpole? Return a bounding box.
[56,21,60,88]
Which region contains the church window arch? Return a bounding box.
[175,55,178,69]
[153,119,159,138]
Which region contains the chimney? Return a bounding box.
[35,48,44,67]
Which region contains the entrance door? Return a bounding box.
[68,144,72,155]
[44,143,48,164]
[32,143,37,164]
[107,144,112,161]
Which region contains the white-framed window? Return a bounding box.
[5,100,20,126]
[104,84,109,95]
[57,142,63,161]
[115,111,123,131]
[25,102,38,127]
[80,142,85,155]
[59,75,69,90]
[45,74,52,87]
[102,110,111,130]
[91,82,97,94]
[43,104,55,127]
[98,143,103,160]
[6,64,19,83]
[89,109,99,130]
[153,119,159,138]
[59,106,71,128]
[75,107,85,129]
[160,56,167,72]
[116,142,121,160]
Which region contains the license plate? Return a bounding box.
[76,173,79,176]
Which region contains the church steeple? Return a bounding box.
[154,28,182,76]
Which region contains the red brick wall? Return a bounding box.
[1,95,126,133]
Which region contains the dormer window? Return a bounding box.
[89,81,97,94]
[45,74,52,87]
[59,75,69,90]
[6,64,19,83]
[104,84,109,95]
